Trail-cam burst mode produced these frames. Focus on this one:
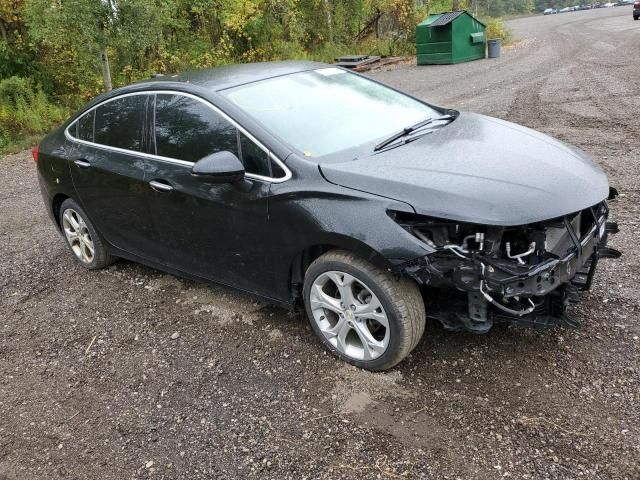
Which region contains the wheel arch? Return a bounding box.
[287,236,394,305]
[52,193,71,230]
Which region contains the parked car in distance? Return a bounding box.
[634,0,640,19]
[35,62,621,370]
[559,7,572,12]
[544,8,556,14]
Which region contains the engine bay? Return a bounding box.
[392,197,621,333]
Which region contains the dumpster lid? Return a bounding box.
[426,11,465,27]
[420,10,486,28]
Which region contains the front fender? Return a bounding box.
[267,172,431,302]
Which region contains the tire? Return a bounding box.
[59,198,114,270]
[303,250,426,371]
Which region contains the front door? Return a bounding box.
[68,93,156,258]
[144,93,281,297]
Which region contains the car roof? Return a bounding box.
[140,60,328,92]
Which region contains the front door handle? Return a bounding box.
[73,159,91,168]
[149,180,174,192]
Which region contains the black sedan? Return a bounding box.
[36,61,620,370]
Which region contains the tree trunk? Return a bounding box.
[324,0,333,42]
[0,19,8,43]
[100,46,113,92]
[452,0,460,10]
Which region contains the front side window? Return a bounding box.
[154,94,238,163]
[239,132,270,177]
[223,68,439,158]
[94,94,147,151]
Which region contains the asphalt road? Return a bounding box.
[1,6,639,480]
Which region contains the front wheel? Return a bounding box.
[303,250,426,371]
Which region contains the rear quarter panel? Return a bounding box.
[37,127,77,227]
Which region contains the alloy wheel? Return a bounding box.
[62,208,95,264]
[309,270,390,361]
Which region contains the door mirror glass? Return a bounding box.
[191,151,245,183]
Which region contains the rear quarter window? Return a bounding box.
[76,110,94,142]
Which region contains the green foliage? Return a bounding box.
[485,18,508,40]
[0,42,33,79]
[23,0,173,91]
[0,0,528,153]
[12,0,433,100]
[24,0,169,55]
[0,76,68,150]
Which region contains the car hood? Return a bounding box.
[319,112,609,226]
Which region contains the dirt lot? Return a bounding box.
[1,7,639,480]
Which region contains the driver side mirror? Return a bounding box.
[191,151,245,183]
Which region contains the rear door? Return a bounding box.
[68,93,156,258]
[144,92,287,297]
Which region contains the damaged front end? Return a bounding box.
[392,192,621,333]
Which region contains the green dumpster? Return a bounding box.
[416,10,486,65]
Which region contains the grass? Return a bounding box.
[0,134,43,156]
[0,76,68,156]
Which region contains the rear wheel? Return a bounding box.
[303,250,425,371]
[59,198,114,270]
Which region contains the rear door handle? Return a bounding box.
[149,180,174,192]
[73,159,91,168]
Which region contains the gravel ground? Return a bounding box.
[1,7,639,480]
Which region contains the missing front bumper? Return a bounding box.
[401,206,621,333]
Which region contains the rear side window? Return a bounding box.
[76,110,94,142]
[94,94,147,151]
[154,94,238,163]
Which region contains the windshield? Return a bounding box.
[222,67,439,158]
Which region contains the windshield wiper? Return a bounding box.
[373,114,455,152]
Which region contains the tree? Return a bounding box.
[25,0,170,92]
